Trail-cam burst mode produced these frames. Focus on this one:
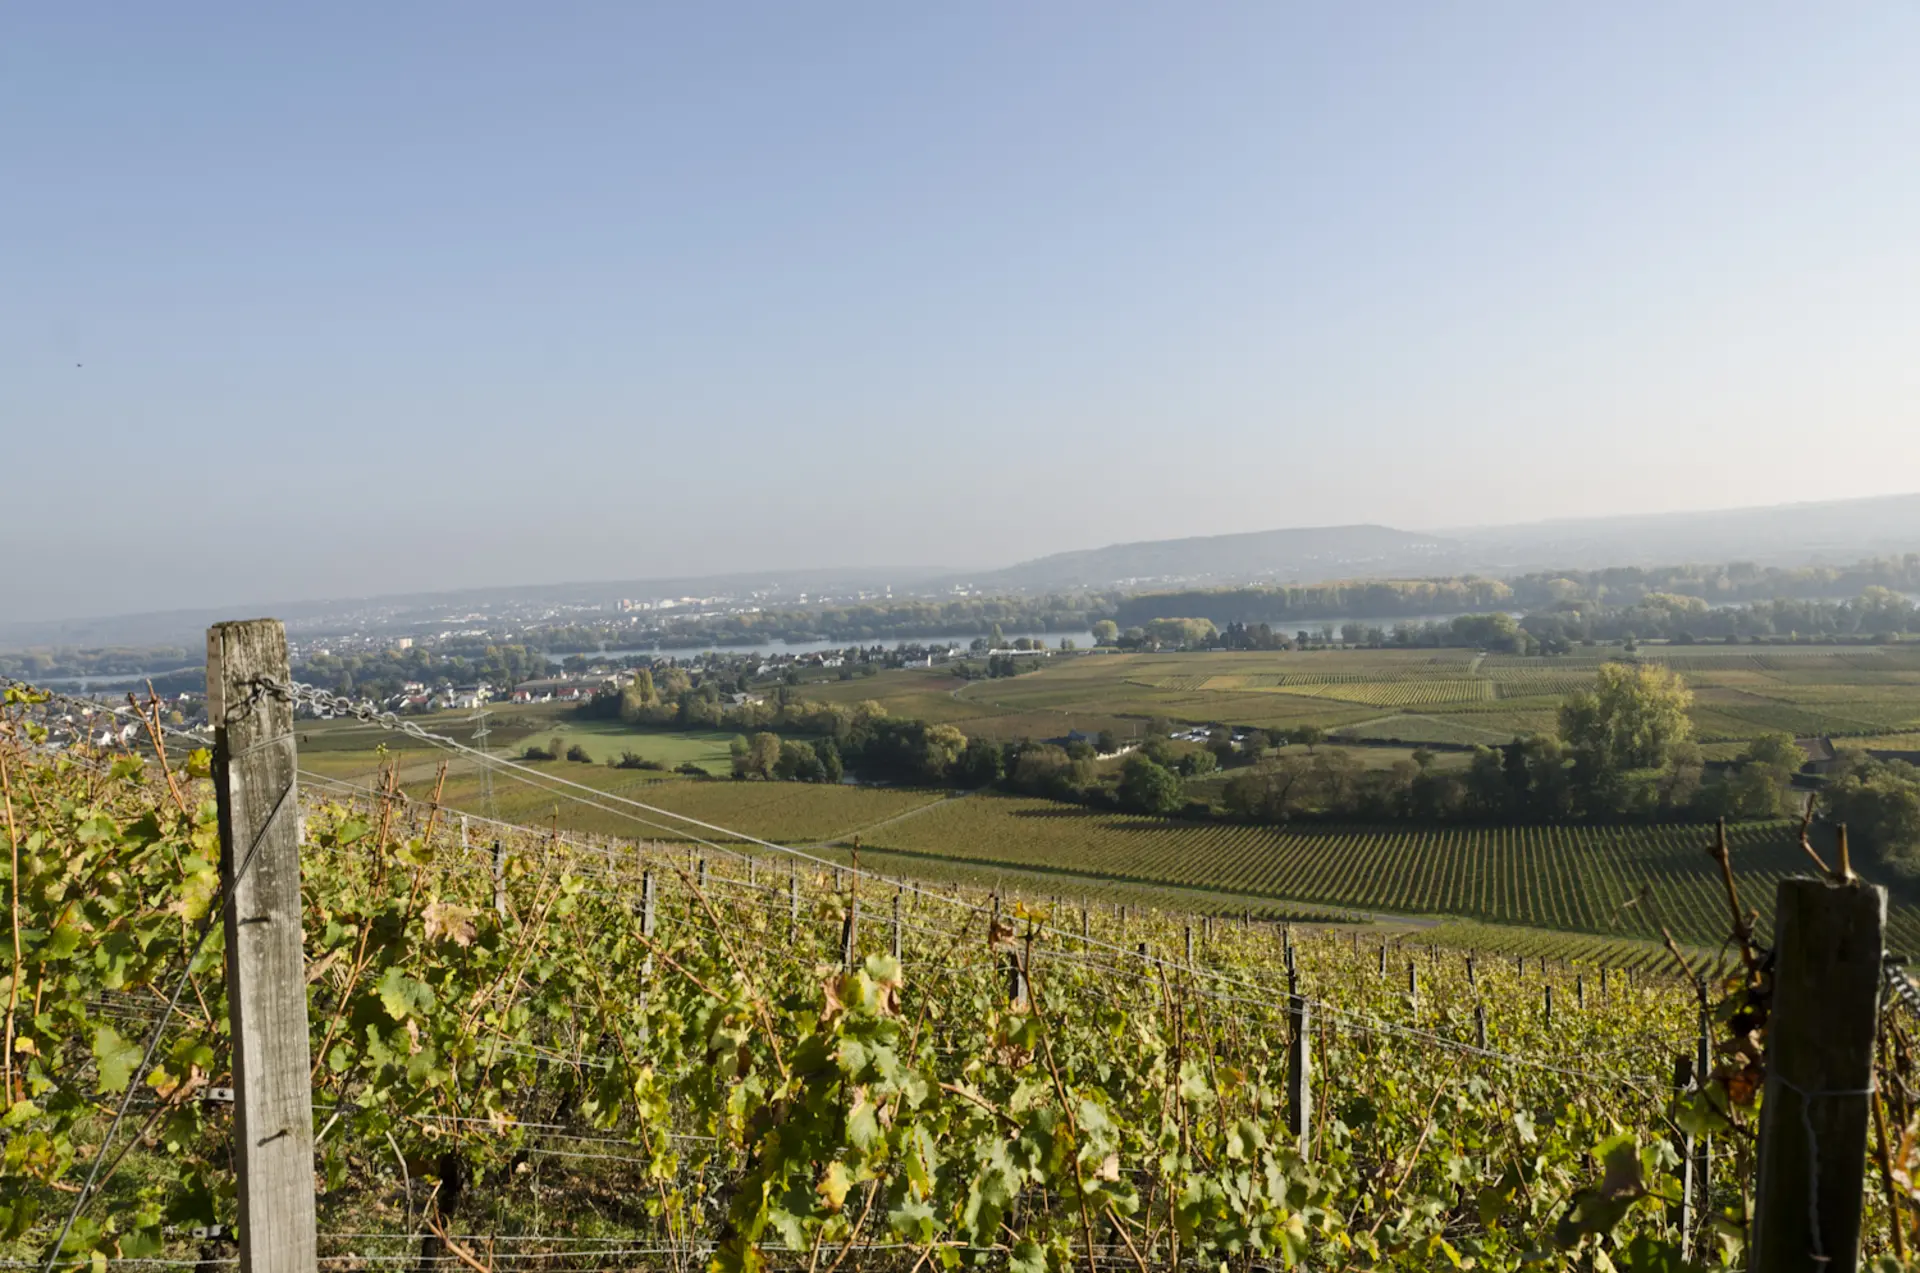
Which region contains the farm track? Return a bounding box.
[811,787,978,848]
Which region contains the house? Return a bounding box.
[1795,737,1841,776]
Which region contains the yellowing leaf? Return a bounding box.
[422,901,477,947]
[817,1161,854,1210]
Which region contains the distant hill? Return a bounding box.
[1440,492,1920,574]
[952,524,1460,592]
[961,493,1920,595]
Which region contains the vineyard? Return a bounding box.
[848,793,1920,957]
[11,634,1920,1273]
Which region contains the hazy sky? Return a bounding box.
[5,4,1919,621]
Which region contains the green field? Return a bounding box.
[793,642,1920,750]
[516,719,738,771]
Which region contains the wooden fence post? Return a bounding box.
[1750,877,1886,1273]
[1543,983,1553,1027]
[891,889,903,962]
[1287,970,1311,1156]
[1693,997,1712,1237]
[841,893,859,970]
[1185,924,1195,968]
[789,869,800,941]
[638,869,658,1018]
[1466,954,1477,991]
[491,840,507,919]
[208,619,316,1272]
[1668,1054,1696,1255]
[1474,1003,1488,1051]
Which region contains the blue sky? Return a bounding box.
[5,4,1918,620]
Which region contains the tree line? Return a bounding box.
[1093,594,1920,655]
[1109,552,1920,630]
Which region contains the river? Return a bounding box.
[545,631,1099,663]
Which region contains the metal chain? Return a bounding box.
[250,675,467,749]
[1886,963,1920,1019]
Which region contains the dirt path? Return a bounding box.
[811,788,973,848]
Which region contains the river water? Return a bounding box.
[544,631,1099,663]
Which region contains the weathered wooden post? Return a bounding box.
[1543,983,1553,1027]
[1287,969,1311,1156]
[1750,877,1886,1273]
[1377,941,1387,977]
[208,619,316,1271]
[841,892,859,969]
[1576,973,1585,1011]
[1466,954,1477,991]
[492,840,507,919]
[891,888,903,962]
[1185,924,1195,968]
[1406,959,1418,1006]
[639,869,657,1017]
[1474,1003,1488,1051]
[697,858,709,892]
[1006,928,1029,1007]
[1693,998,1712,1236]
[788,869,800,941]
[1668,1054,1696,1254]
